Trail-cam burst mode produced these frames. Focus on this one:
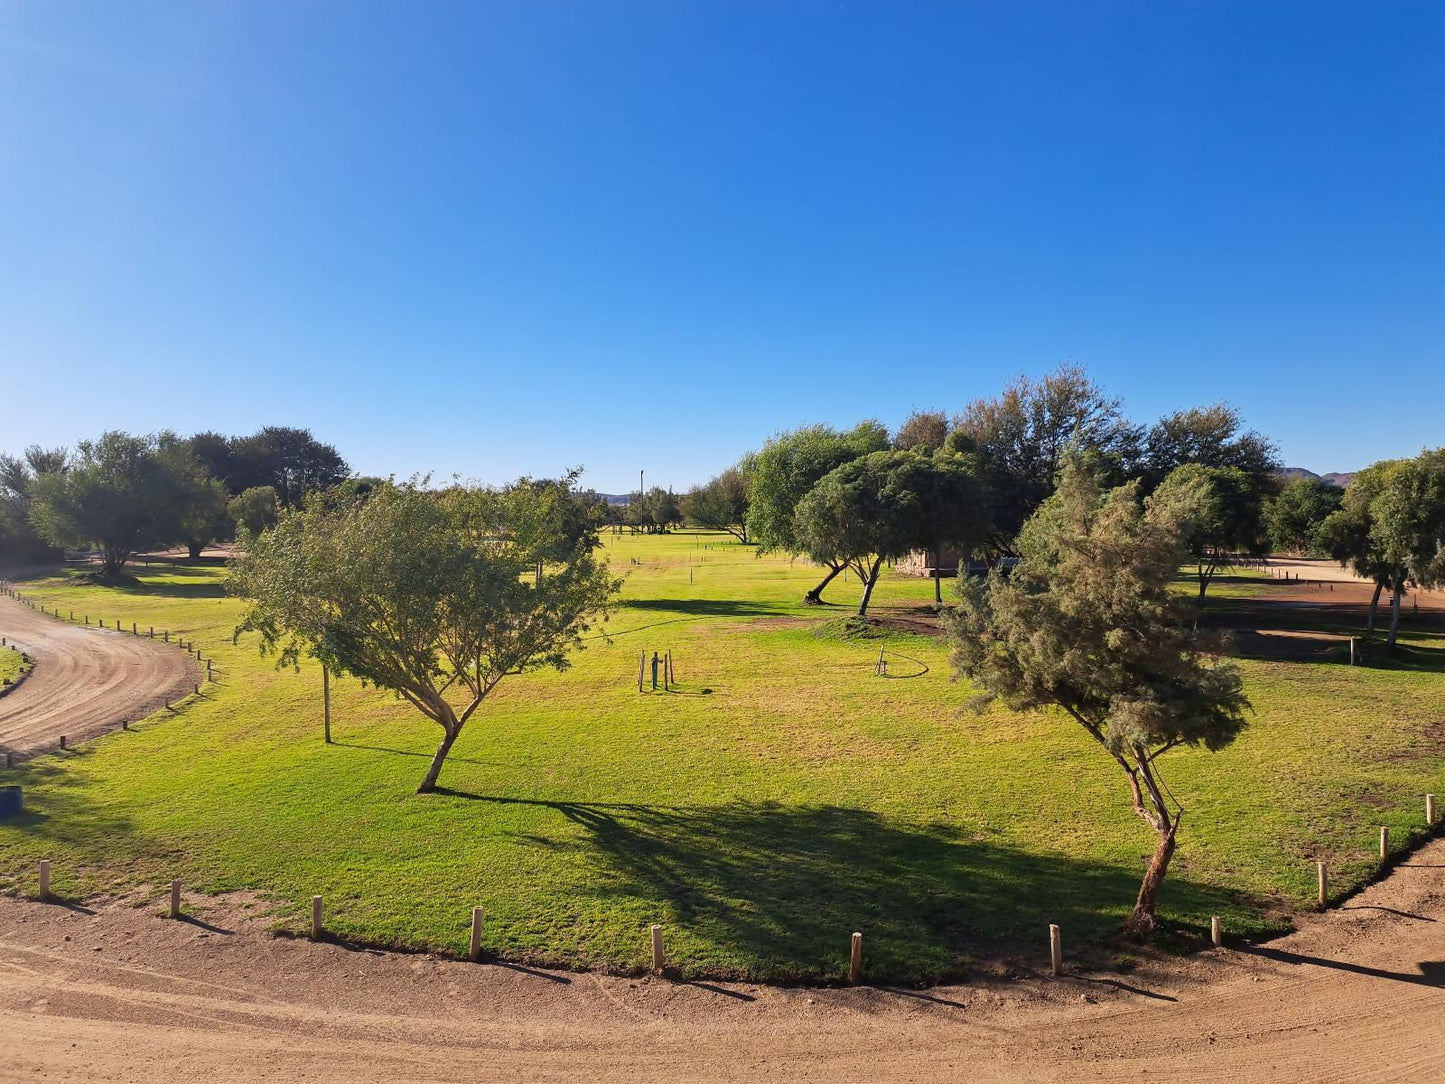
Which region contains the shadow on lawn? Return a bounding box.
[436,793,1261,983]
[620,598,792,619]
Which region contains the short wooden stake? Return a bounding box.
[1210,915,1221,948]
[132,622,137,635]
[121,719,128,731]
[1349,638,1355,666]
[163,630,168,642]
[311,895,323,939]
[194,684,199,696]
[1049,923,1062,976]
[469,907,483,962]
[1427,794,1437,825]
[59,735,66,750]
[38,860,50,901]
[170,879,181,919]
[1380,825,1389,860]
[1317,861,1328,908]
[650,923,664,973]
[849,931,863,984]
[207,659,213,680]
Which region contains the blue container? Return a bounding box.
[0,785,21,819]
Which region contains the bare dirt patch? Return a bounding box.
[1,837,1441,1081]
[0,596,200,759]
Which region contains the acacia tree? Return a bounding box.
[946,458,1248,938]
[1154,464,1267,604]
[746,421,891,603]
[794,450,987,617]
[1368,451,1445,646]
[0,446,67,564]
[681,466,751,543]
[1142,403,1279,491]
[953,366,1143,550]
[1320,460,1408,639]
[230,480,620,793]
[229,486,281,537]
[28,431,191,575]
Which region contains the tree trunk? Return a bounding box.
[933,550,943,606]
[1123,822,1178,940]
[804,562,845,605]
[417,727,460,793]
[1366,581,1384,634]
[1387,582,1404,648]
[100,545,128,577]
[856,558,883,617]
[187,541,204,560]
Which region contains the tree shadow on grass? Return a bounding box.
[619,598,793,619]
[439,793,1262,984]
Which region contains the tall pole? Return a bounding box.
[323,665,331,744]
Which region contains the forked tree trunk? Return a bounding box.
[417,726,460,794]
[804,562,846,605]
[1123,822,1178,940]
[1366,581,1384,634]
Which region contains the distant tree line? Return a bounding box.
[0,426,354,575]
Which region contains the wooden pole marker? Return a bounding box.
[1049,924,1063,976]
[1317,861,1328,908]
[470,907,483,962]
[38,860,50,901]
[311,895,323,939]
[1380,825,1389,861]
[170,879,182,919]
[1428,794,1437,826]
[1210,915,1222,948]
[849,931,863,984]
[650,923,664,973]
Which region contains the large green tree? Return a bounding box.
[1366,451,1445,646]
[1265,477,1344,556]
[1154,464,1268,604]
[231,426,350,506]
[0,446,67,564]
[946,458,1248,938]
[681,466,751,543]
[746,421,891,603]
[794,450,988,616]
[230,479,620,793]
[1142,403,1279,490]
[1320,460,1409,640]
[953,366,1143,549]
[28,432,194,575]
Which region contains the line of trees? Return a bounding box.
[0,426,353,574]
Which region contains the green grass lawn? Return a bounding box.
[1,532,1442,983]
[0,646,27,687]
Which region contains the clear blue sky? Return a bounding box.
[2,2,1441,492]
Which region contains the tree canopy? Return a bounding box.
[746,421,891,603]
[1154,463,1268,604]
[230,478,620,793]
[1266,478,1344,556]
[946,457,1248,937]
[794,449,988,616]
[681,466,752,543]
[1142,403,1279,490]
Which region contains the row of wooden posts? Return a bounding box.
[1,585,213,766]
[27,792,1437,982]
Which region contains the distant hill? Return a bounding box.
[1278,467,1355,487]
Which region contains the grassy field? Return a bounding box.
[1,532,1442,983]
[0,646,27,687]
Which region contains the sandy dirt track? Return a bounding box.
[0,594,199,758]
[0,837,1440,1082]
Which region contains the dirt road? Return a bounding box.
[0,595,198,759]
[0,835,1440,1082]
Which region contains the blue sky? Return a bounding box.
[2,1,1441,492]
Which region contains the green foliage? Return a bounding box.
[0,446,67,564]
[1266,478,1344,555]
[230,479,621,792]
[894,410,949,453]
[952,365,1143,548]
[681,467,751,542]
[946,458,1249,935]
[1154,463,1268,603]
[1142,403,1279,490]
[27,431,197,575]
[794,450,988,616]
[229,426,350,505]
[228,486,281,536]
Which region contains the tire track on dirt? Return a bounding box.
[0,595,199,758]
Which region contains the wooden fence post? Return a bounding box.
[1380,825,1390,861]
[470,907,483,962]
[650,923,664,973]
[1049,924,1062,976]
[38,860,50,901]
[1317,861,1328,908]
[323,666,332,744]
[849,931,863,984]
[170,879,181,919]
[1428,794,1437,825]
[311,896,323,939]
[1211,915,1222,948]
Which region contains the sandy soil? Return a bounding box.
[0,835,1440,1082]
[1263,558,1445,608]
[0,594,200,759]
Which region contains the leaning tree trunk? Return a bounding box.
[1386,581,1404,648]
[417,725,461,794]
[1366,581,1384,634]
[856,558,883,617]
[1123,821,1179,940]
[804,562,846,605]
